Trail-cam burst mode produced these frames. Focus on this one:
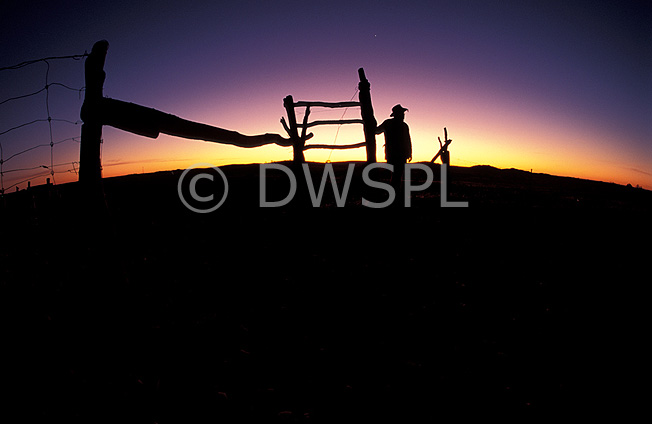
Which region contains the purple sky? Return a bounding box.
[1,0,651,189]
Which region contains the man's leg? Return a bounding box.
[391,161,405,206]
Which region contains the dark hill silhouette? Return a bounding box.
[5,162,650,211]
[1,162,649,420]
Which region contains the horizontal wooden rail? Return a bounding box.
[298,119,364,129]
[294,101,360,108]
[303,141,367,150]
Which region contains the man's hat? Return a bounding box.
[390,104,408,117]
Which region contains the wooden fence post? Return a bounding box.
[431,127,452,164]
[283,95,303,163]
[79,40,109,188]
[358,68,377,163]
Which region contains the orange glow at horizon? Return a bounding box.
[38,108,651,192]
[9,74,649,191]
[95,117,651,191]
[3,2,650,194]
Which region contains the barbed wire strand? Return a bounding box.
[0,87,47,106]
[4,170,51,192]
[0,117,81,138]
[3,162,80,191]
[0,119,50,137]
[0,83,85,106]
[2,165,50,174]
[3,137,80,164]
[0,53,88,72]
[327,86,359,162]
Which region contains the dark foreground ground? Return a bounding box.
[1,163,650,421]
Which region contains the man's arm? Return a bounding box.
[375,120,386,135]
[405,124,412,161]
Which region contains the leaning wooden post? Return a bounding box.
[79,40,109,188]
[430,127,454,203]
[283,95,303,163]
[441,127,450,166]
[358,68,377,163]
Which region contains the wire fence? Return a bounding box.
[0,53,88,194]
[1,52,476,197]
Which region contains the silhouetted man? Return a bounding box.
[376,104,412,196]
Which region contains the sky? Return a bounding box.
[1,0,651,191]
